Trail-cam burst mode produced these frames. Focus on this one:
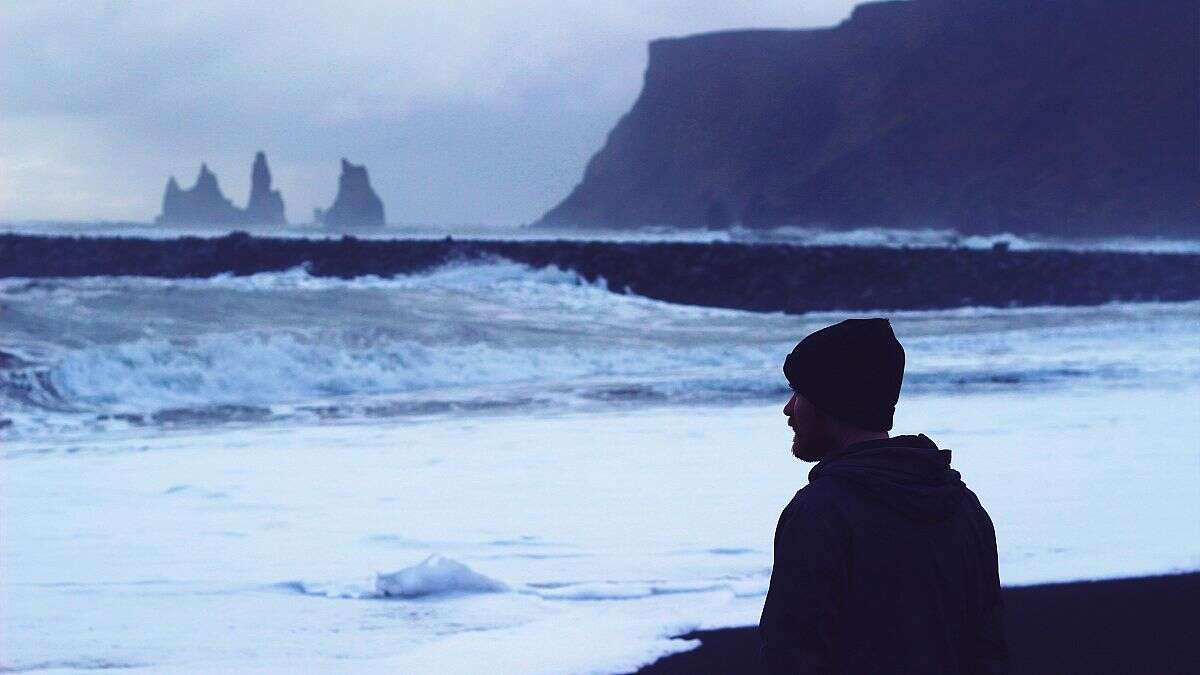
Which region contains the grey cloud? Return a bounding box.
[0,1,857,224]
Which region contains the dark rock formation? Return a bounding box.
[2,233,1197,313]
[243,151,286,224]
[156,153,288,225]
[538,0,1200,236]
[156,164,243,225]
[320,159,385,227]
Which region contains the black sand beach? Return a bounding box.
[633,572,1200,674]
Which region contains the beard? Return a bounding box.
[790,424,837,462]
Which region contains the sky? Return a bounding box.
[1,1,860,226]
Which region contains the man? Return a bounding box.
[759,318,1008,674]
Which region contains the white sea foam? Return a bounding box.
[292,555,509,599]
[6,220,1200,252]
[3,231,1198,672]
[4,386,1197,673]
[531,579,765,601]
[376,555,509,598]
[0,258,589,294]
[2,260,1198,439]
[729,224,1200,252]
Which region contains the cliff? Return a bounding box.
[537,0,1200,235]
[157,153,288,226]
[320,159,385,227]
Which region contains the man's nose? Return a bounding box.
[783,394,794,416]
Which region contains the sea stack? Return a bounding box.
[320,158,385,227]
[155,153,289,226]
[156,164,243,225]
[243,151,286,224]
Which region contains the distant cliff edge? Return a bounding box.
[537,0,1199,235]
[157,152,287,226]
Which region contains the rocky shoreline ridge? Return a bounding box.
[3,233,1198,313]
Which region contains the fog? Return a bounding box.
[0,1,858,225]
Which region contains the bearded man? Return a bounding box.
[760,318,1008,674]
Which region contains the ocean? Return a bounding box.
[3,224,1199,673]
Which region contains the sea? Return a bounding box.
[3,222,1199,673]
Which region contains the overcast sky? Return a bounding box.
[1,1,859,226]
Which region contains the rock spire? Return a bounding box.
[156,163,243,225]
[155,153,288,225]
[319,158,385,227]
[243,151,286,224]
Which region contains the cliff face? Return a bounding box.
[320,159,385,227]
[538,0,1199,235]
[157,152,287,225]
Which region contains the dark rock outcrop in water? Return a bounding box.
[2,233,1198,313]
[157,164,244,225]
[156,153,287,225]
[538,0,1199,236]
[243,152,286,225]
[319,159,385,227]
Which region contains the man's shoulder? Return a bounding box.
[961,485,999,530]
[774,480,854,553]
[781,478,850,518]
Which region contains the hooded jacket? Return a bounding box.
[759,434,1008,674]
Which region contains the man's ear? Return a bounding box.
[814,407,843,440]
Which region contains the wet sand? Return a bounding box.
[634,572,1200,674]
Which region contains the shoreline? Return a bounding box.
[2,233,1199,314]
[632,572,1200,674]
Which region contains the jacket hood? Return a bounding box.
[808,434,966,522]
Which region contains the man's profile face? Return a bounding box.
[784,392,836,462]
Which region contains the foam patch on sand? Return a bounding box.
[288,555,509,599]
[376,555,509,598]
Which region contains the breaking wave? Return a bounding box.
[2,260,1198,438]
[7,220,1200,253]
[727,225,1200,253]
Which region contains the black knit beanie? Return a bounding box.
[783,318,905,432]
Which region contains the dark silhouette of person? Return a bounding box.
[759,318,1008,674]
